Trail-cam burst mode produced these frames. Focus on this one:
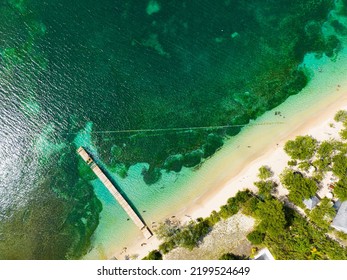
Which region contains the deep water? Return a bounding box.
[0,0,345,259]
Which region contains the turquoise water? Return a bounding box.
[0,0,346,259]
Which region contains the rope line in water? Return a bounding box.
[65,121,284,135]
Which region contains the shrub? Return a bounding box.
[298,161,312,172]
[177,220,211,250]
[219,253,247,260]
[258,166,273,180]
[219,204,239,219]
[242,197,259,216]
[336,231,347,241]
[154,219,181,241]
[206,210,221,226]
[254,180,276,199]
[231,190,253,204]
[159,240,176,254]
[220,190,253,219]
[312,171,324,182]
[143,250,163,260]
[247,230,265,245]
[288,160,297,166]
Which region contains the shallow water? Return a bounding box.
[0,0,345,259]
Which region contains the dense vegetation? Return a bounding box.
[284,135,318,160]
[151,188,347,260]
[308,198,336,231]
[281,112,347,203]
[153,191,347,260]
[260,210,347,259]
[254,165,277,200]
[247,197,347,259]
[280,168,318,207]
[155,191,254,255]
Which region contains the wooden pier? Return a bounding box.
[77,147,152,239]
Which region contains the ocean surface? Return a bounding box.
[0,0,346,259]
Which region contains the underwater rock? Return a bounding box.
[146,0,161,16]
[183,150,203,167]
[142,166,162,185]
[163,154,184,172]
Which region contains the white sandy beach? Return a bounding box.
[112,46,347,260]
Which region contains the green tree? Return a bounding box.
[332,153,347,178]
[219,190,253,219]
[258,166,273,180]
[334,110,347,123]
[254,180,276,199]
[284,135,318,160]
[219,203,239,219]
[280,169,318,206]
[313,158,330,173]
[340,128,347,140]
[242,197,259,216]
[176,220,211,250]
[255,199,286,236]
[309,198,336,231]
[298,161,312,172]
[334,178,347,201]
[317,140,341,158]
[264,213,347,260]
[288,160,297,166]
[206,210,221,226]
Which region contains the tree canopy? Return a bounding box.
[255,198,286,236]
[309,198,336,231]
[334,178,347,201]
[258,166,273,180]
[332,153,347,178]
[254,180,276,199]
[284,135,318,160]
[280,168,318,206]
[334,110,347,123]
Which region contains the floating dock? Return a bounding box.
[77,147,152,239]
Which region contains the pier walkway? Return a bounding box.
[77,147,152,239]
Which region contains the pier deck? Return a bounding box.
[77,147,152,239]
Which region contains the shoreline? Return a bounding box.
[114,48,347,260]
